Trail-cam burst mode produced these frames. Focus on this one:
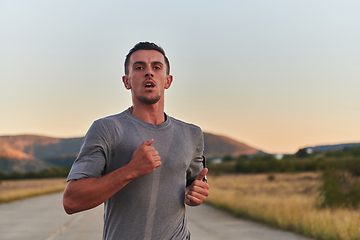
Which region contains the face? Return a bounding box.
[122,50,172,105]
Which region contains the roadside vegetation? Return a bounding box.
[0,178,66,204]
[206,146,360,240]
[208,146,360,176]
[0,166,69,180]
[0,166,69,204]
[1,146,359,239]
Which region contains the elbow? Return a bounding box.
[63,197,77,215]
[63,204,76,215]
[63,189,81,215]
[62,180,81,215]
[64,207,75,215]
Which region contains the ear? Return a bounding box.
[122,76,131,90]
[164,75,173,89]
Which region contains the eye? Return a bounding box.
[154,65,161,70]
[135,66,143,70]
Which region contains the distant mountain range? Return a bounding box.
[0,133,259,173]
[303,143,360,153]
[1,134,359,173]
[0,135,84,173]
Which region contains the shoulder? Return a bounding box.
[89,110,129,138]
[170,116,201,129]
[169,116,203,137]
[94,110,129,127]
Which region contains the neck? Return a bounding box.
[129,103,165,125]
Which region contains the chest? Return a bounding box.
[105,124,197,175]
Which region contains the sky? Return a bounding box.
[1,0,359,154]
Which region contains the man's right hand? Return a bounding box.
[128,139,161,178]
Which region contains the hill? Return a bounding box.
[0,135,82,173]
[0,157,51,173]
[0,135,83,160]
[203,133,259,157]
[303,143,360,153]
[0,133,260,173]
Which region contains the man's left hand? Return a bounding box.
[185,168,209,206]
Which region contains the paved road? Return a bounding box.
[0,192,313,240]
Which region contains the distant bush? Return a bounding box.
[295,148,309,158]
[325,146,360,158]
[207,161,236,176]
[222,155,234,162]
[317,168,360,209]
[347,159,360,176]
[233,156,322,174]
[267,174,275,181]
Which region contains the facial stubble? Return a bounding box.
[137,94,161,105]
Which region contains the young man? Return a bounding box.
[63,42,209,239]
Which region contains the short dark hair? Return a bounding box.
[124,42,170,75]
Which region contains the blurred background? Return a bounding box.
[1,2,360,240]
[1,0,359,154]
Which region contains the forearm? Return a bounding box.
[63,164,136,214]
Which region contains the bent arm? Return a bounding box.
[63,139,161,214]
[63,164,136,214]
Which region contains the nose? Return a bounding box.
[145,66,154,77]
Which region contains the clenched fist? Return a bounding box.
[127,139,161,179]
[185,168,209,206]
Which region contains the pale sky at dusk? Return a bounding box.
[1,0,359,154]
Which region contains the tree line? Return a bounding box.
[208,146,360,177]
[0,166,70,180]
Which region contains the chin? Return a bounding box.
[138,96,161,104]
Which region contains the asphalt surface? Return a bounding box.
[0,192,313,240]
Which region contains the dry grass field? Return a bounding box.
[1,174,359,239]
[0,178,66,204]
[206,173,360,240]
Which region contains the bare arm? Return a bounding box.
[184,168,209,206]
[63,165,134,214]
[63,139,161,214]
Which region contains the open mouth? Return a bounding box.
[144,81,155,88]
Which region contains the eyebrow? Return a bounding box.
[152,61,164,66]
[132,61,164,67]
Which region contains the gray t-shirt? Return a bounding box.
[67,108,204,240]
